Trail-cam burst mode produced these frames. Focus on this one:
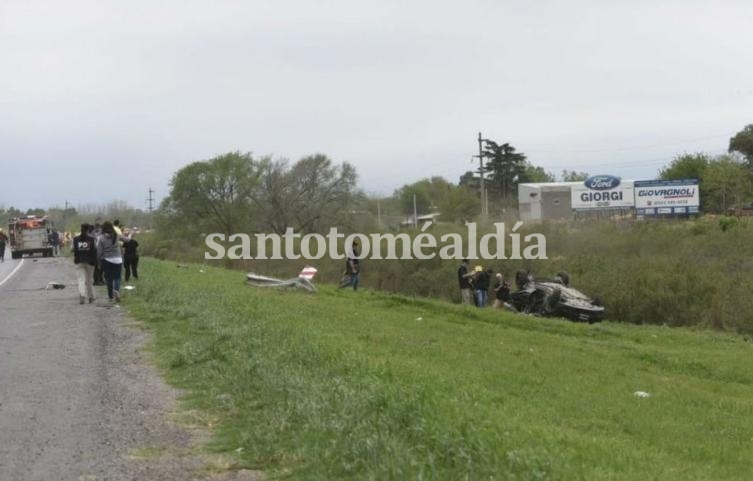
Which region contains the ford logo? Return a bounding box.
[585,175,621,190]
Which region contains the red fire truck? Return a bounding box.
[8,215,54,259]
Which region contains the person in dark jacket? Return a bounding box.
[457,259,473,304]
[92,219,105,285]
[122,231,139,282]
[473,266,491,307]
[338,239,360,290]
[51,230,61,256]
[72,224,97,304]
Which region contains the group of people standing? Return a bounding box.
[457,259,511,309]
[71,219,139,305]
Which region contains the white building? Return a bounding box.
[519,176,636,221]
[518,182,579,221]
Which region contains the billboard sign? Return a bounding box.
[571,175,634,210]
[634,179,700,215]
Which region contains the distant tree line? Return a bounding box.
[12,124,751,241]
[0,203,151,232]
[659,123,753,214]
[157,123,753,240]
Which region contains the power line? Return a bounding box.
[525,134,729,154]
[545,157,672,170]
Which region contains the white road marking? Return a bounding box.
[0,258,25,287]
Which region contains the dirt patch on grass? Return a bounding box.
[105,304,263,480]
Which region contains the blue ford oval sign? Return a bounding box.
[585,175,621,190]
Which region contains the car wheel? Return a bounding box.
[556,271,570,287]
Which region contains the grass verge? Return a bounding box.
[125,258,753,480]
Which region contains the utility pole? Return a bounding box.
[146,188,155,230]
[147,188,155,213]
[63,200,69,231]
[477,132,487,217]
[413,193,418,229]
[377,199,382,228]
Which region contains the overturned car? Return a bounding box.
[508,271,604,323]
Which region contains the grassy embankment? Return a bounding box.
[126,258,753,480]
[143,216,753,333]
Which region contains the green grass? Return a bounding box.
[125,258,753,480]
[141,216,753,332]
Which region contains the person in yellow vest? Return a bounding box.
[113,219,123,237]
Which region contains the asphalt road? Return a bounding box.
[0,256,205,481]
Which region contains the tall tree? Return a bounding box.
[659,153,753,213]
[394,177,458,217]
[162,152,358,237]
[164,152,262,236]
[561,170,589,182]
[659,153,711,211]
[253,154,358,234]
[520,163,555,183]
[396,184,432,217]
[437,185,479,223]
[729,124,753,166]
[393,177,479,223]
[659,153,710,180]
[703,156,752,213]
[482,140,526,200]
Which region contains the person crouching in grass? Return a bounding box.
[492,273,511,309]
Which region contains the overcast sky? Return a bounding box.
[1,0,752,211]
